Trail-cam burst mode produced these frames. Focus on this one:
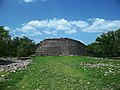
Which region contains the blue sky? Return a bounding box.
[0,0,120,45]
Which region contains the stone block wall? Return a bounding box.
[37,38,87,56]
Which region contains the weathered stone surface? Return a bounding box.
[0,58,32,72]
[37,38,87,56]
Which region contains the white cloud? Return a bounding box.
[65,29,77,34]
[24,0,34,2]
[19,0,35,3]
[13,18,120,37]
[4,26,16,35]
[82,18,120,32]
[4,26,11,30]
[18,18,83,36]
[70,21,89,28]
[43,30,51,35]
[19,0,47,3]
[17,24,42,36]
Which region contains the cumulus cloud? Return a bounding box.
[83,18,120,32]
[19,0,35,3]
[17,25,42,36]
[4,26,16,35]
[4,26,11,30]
[17,18,88,36]
[13,18,120,37]
[19,0,47,3]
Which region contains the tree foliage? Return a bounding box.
[86,29,120,57]
[17,36,36,57]
[0,26,37,58]
[0,26,11,57]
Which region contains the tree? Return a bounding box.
[114,29,120,56]
[0,26,11,57]
[86,29,120,58]
[10,37,21,56]
[0,26,37,58]
[17,36,36,57]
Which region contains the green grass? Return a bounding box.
[0,56,120,90]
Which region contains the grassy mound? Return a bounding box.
[0,56,120,90]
